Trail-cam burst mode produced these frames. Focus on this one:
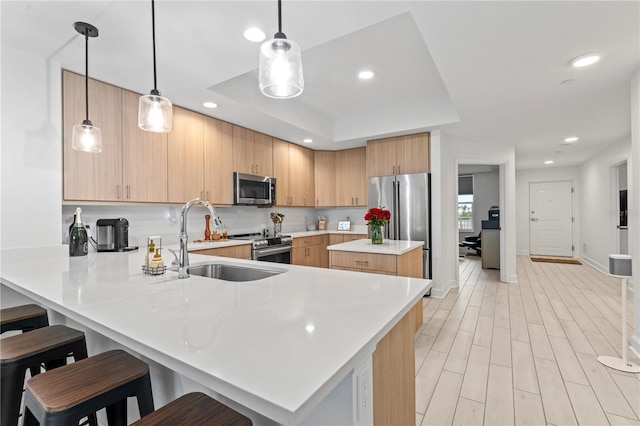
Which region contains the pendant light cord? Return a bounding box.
[84,31,89,121]
[151,0,158,92]
[278,0,282,34]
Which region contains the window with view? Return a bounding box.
[458,175,474,231]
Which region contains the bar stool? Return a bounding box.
[1,325,88,426]
[132,392,252,426]
[23,349,154,426]
[1,304,49,334]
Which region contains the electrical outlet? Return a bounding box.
[355,364,372,423]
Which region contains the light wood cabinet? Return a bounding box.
[335,147,367,206]
[366,133,430,177]
[292,235,329,268]
[232,125,272,176]
[273,139,315,207]
[121,90,168,202]
[167,107,204,203]
[203,117,234,204]
[329,234,367,245]
[329,246,424,331]
[63,70,123,201]
[314,151,336,207]
[191,244,251,260]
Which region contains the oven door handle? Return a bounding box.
[255,245,292,257]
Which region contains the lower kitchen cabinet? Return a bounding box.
[329,234,367,246]
[292,235,329,268]
[329,246,424,332]
[190,244,252,260]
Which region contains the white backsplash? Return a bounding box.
[62,205,367,246]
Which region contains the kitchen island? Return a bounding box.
[328,239,425,332]
[0,246,430,425]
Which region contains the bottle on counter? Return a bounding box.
[69,207,88,257]
[147,239,156,266]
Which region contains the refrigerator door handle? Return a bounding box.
[396,180,401,239]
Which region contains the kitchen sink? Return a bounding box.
[187,262,285,282]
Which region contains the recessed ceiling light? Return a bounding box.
[202,101,218,109]
[544,160,554,165]
[564,136,578,143]
[243,27,265,43]
[571,53,601,68]
[358,70,375,80]
[303,138,313,143]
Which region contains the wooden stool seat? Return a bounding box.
[1,304,48,334]
[1,325,88,426]
[132,392,252,426]
[24,349,154,426]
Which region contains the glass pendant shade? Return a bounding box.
[72,119,102,153]
[138,91,173,133]
[259,37,304,99]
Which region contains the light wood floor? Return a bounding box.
[415,255,640,425]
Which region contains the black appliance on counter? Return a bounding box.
[229,233,292,264]
[96,218,138,252]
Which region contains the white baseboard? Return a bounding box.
[516,250,529,256]
[632,334,640,360]
[579,255,608,275]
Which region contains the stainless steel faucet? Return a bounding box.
[178,198,220,278]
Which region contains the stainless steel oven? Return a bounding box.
[230,234,292,264]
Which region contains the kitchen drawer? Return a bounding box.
[191,245,251,260]
[329,251,397,274]
[293,235,325,248]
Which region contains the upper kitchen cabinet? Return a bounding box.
[366,133,430,177]
[63,70,123,201]
[273,139,315,207]
[203,116,234,205]
[121,90,168,202]
[232,125,273,176]
[314,151,336,207]
[167,106,204,203]
[336,148,366,207]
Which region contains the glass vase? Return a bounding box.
[371,225,383,244]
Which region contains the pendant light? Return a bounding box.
[259,0,304,99]
[138,0,173,133]
[71,22,102,153]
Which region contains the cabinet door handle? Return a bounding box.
[392,166,395,175]
[355,259,369,264]
[206,191,210,201]
[355,197,358,205]
[126,185,130,199]
[255,164,259,174]
[317,198,319,206]
[397,165,400,174]
[116,185,121,199]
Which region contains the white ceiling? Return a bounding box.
[2,1,638,169]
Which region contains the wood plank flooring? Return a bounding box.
[415,255,640,425]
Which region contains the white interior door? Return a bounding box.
[529,181,573,256]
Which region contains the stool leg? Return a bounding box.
[22,407,38,426]
[105,400,127,426]
[135,373,155,418]
[1,365,26,426]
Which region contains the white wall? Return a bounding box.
[578,138,631,273]
[629,70,640,357]
[515,167,580,256]
[1,45,63,249]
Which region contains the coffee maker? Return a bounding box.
[96,218,137,252]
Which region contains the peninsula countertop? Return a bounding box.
[327,239,424,255]
[0,246,430,425]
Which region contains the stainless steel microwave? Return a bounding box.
[233,172,276,205]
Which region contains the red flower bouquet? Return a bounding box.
[365,207,391,226]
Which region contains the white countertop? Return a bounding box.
[288,230,367,238]
[327,239,424,255]
[0,246,430,425]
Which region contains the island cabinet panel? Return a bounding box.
[373,307,416,426]
[203,116,234,205]
[314,151,336,207]
[63,70,123,201]
[366,132,430,177]
[232,126,273,176]
[329,234,367,245]
[121,89,168,202]
[330,251,397,274]
[191,245,251,260]
[167,107,204,203]
[292,235,328,268]
[335,147,367,207]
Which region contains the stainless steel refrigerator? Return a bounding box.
[368,173,431,279]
